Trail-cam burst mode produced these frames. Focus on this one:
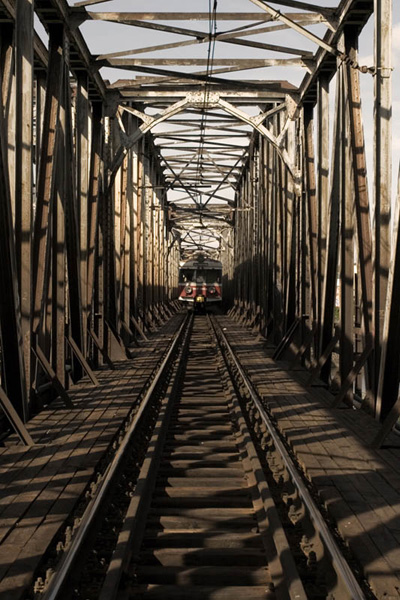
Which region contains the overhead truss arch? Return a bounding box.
[111,92,301,193]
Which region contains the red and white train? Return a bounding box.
[178,255,222,310]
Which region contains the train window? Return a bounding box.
[194,270,203,283]
[179,269,194,283]
[196,269,222,283]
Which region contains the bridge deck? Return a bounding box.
[220,316,400,600]
[0,315,183,600]
[1,314,400,600]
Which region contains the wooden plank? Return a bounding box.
[0,319,181,592]
[0,381,133,531]
[319,485,400,599]
[222,316,400,598]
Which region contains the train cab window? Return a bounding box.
[180,269,194,283]
[196,269,220,283]
[196,271,205,283]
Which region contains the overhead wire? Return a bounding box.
[194,0,218,231]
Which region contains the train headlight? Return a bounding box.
[185,285,193,295]
[209,286,216,294]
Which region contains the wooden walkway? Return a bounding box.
[220,316,400,600]
[0,314,184,600]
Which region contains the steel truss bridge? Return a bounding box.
[0,0,399,448]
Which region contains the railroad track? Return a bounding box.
[39,314,371,600]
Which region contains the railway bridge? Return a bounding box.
[1,1,400,599]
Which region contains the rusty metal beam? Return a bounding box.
[373,0,392,417]
[32,25,63,335]
[0,42,28,420]
[15,0,33,399]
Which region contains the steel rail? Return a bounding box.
[211,316,367,600]
[208,315,308,600]
[42,313,191,600]
[98,311,193,600]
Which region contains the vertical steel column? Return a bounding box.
[32,25,63,336]
[0,30,27,419]
[148,162,154,315]
[248,158,254,315]
[259,137,267,329]
[138,140,145,323]
[344,31,374,400]
[300,119,310,344]
[113,119,123,316]
[100,114,113,355]
[252,151,258,317]
[132,142,139,322]
[104,118,118,341]
[15,0,33,399]
[119,148,128,330]
[266,138,274,328]
[373,0,392,415]
[52,90,66,384]
[143,151,151,322]
[272,136,283,344]
[303,104,318,326]
[320,66,342,382]
[76,74,90,356]
[1,24,16,211]
[63,53,84,380]
[123,129,133,330]
[87,103,102,328]
[35,74,46,179]
[285,119,297,330]
[340,61,354,394]
[374,168,400,433]
[317,74,330,355]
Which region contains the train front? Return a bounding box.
[178,257,222,312]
